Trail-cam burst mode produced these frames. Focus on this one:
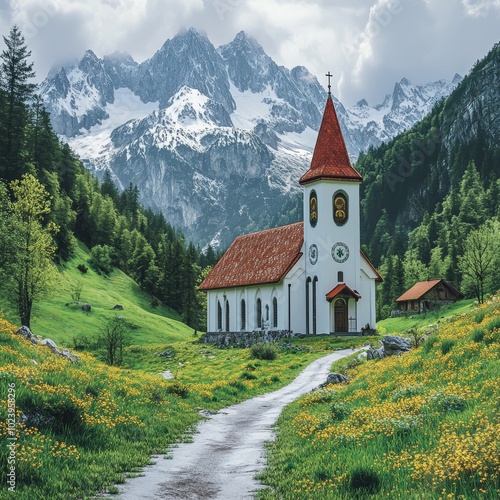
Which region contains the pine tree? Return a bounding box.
[0,26,36,182]
[100,169,120,204]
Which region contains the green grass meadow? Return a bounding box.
[0,242,192,350]
[1,243,496,499]
[258,297,500,499]
[0,295,372,499]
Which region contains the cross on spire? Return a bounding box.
[325,71,333,97]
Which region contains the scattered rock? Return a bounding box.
[197,407,218,417]
[81,303,91,312]
[41,338,59,352]
[357,351,367,361]
[367,346,385,360]
[159,350,173,358]
[382,335,411,356]
[15,326,39,345]
[113,304,124,310]
[20,411,55,428]
[161,370,174,379]
[60,349,80,364]
[325,372,350,385]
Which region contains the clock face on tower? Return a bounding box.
[309,244,318,265]
[331,242,350,263]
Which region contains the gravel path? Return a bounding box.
[113,348,359,499]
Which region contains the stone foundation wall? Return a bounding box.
[200,330,293,348]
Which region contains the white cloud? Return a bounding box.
[461,0,500,17]
[1,0,498,105]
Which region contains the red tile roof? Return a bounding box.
[326,283,361,302]
[199,222,304,290]
[300,97,363,185]
[396,279,463,302]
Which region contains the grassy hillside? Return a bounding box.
[259,295,500,499]
[377,299,476,334]
[0,315,370,499]
[0,241,193,348]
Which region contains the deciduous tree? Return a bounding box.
[6,173,59,328]
[459,219,500,303]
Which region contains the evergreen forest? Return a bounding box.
[0,26,220,332]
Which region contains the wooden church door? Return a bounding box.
[334,299,348,332]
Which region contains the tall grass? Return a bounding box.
[0,316,372,499]
[259,295,500,499]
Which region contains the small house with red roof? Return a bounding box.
[200,90,382,335]
[396,279,464,314]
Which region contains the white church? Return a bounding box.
[200,90,382,335]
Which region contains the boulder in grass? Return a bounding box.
[16,326,39,345]
[113,304,124,310]
[325,372,350,385]
[382,335,411,356]
[81,303,91,312]
[61,349,80,364]
[367,346,385,359]
[41,338,59,352]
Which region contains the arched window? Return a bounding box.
[217,301,222,330]
[309,190,318,227]
[256,298,262,329]
[333,191,348,226]
[272,297,278,328]
[225,301,230,332]
[241,299,246,331]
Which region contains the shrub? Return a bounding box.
[348,468,381,494]
[440,339,456,355]
[97,318,130,366]
[474,309,487,323]
[422,333,439,353]
[165,382,189,398]
[241,371,257,380]
[471,327,484,343]
[312,388,337,403]
[77,263,88,274]
[89,244,113,274]
[251,342,278,360]
[330,402,351,420]
[431,392,467,412]
[72,334,93,351]
[485,316,500,332]
[392,385,425,402]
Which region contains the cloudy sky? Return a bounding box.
[1,0,499,106]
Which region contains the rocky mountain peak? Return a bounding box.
[137,28,234,112]
[38,27,463,247]
[219,31,275,93]
[452,73,463,85]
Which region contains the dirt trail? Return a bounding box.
[113,348,359,499]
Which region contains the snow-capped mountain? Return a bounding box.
[39,28,460,247]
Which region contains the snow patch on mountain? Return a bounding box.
[39,28,461,246]
[68,88,158,174]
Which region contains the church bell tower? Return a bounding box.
[299,73,364,335]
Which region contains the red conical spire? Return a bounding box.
[299,96,363,185]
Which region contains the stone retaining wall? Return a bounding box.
[200,330,293,347]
